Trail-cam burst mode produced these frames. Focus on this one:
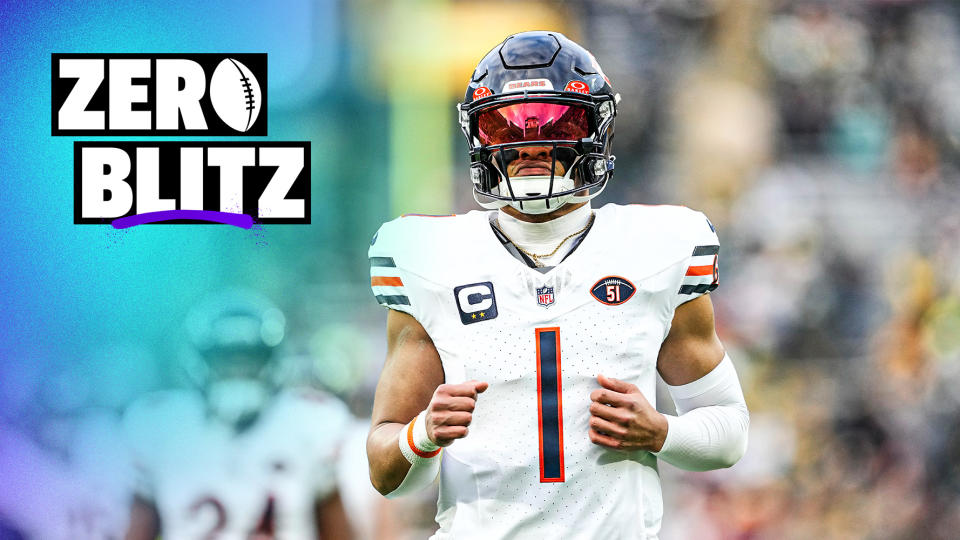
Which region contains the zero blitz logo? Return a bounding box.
[53,53,311,226]
[52,54,267,136]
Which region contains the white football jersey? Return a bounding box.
[123,387,350,540]
[369,203,720,540]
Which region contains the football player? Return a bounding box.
[123,290,354,540]
[366,32,749,538]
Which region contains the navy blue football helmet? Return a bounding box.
[183,289,286,426]
[459,31,618,214]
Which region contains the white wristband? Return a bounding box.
[388,410,442,499]
[398,410,441,464]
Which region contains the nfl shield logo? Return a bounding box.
[537,286,555,307]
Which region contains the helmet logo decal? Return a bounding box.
[536,286,555,308]
[502,78,554,92]
[473,86,492,99]
[590,277,636,306]
[564,80,590,94]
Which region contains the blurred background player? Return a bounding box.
[123,290,354,540]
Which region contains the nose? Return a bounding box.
[519,146,551,161]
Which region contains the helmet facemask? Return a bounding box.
[183,291,286,429]
[460,93,617,215]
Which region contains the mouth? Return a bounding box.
[513,162,563,177]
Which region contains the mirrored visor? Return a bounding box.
[476,102,590,146]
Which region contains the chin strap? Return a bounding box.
[473,156,611,214]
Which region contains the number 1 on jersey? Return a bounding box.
[535,327,565,482]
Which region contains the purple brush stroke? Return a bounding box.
[111,210,254,229]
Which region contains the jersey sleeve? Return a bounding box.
[673,211,720,308]
[368,219,421,319]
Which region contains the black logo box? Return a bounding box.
[74,141,310,224]
[52,53,267,136]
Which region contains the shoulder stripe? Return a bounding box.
[679,283,718,295]
[371,276,403,286]
[692,245,719,256]
[375,294,410,306]
[369,256,396,267]
[685,264,715,277]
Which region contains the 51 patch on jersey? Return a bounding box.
[590,276,636,306]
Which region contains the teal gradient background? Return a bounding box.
[1,3,395,534]
[0,0,385,365]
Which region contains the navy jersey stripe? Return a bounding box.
[375,294,410,306]
[692,245,720,256]
[678,283,718,295]
[369,256,397,267]
[536,328,564,482]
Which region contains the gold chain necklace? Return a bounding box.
[495,213,595,267]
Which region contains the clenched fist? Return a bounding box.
[425,380,488,447]
[588,374,669,452]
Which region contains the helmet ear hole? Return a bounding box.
[471,163,497,191]
[591,158,607,181]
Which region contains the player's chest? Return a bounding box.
[431,264,675,383]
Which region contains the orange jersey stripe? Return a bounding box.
[407,417,441,458]
[371,276,403,287]
[686,265,714,276]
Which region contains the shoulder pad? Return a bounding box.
[368,212,484,312]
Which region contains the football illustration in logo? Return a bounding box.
[210,58,261,132]
[590,276,636,306]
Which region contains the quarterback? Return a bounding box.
[367,32,749,539]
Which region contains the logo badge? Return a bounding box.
[564,80,589,94]
[536,286,555,307]
[473,86,492,99]
[590,276,636,306]
[502,78,554,93]
[454,282,498,325]
[52,54,312,227]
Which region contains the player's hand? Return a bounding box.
[588,374,668,452]
[424,380,488,447]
